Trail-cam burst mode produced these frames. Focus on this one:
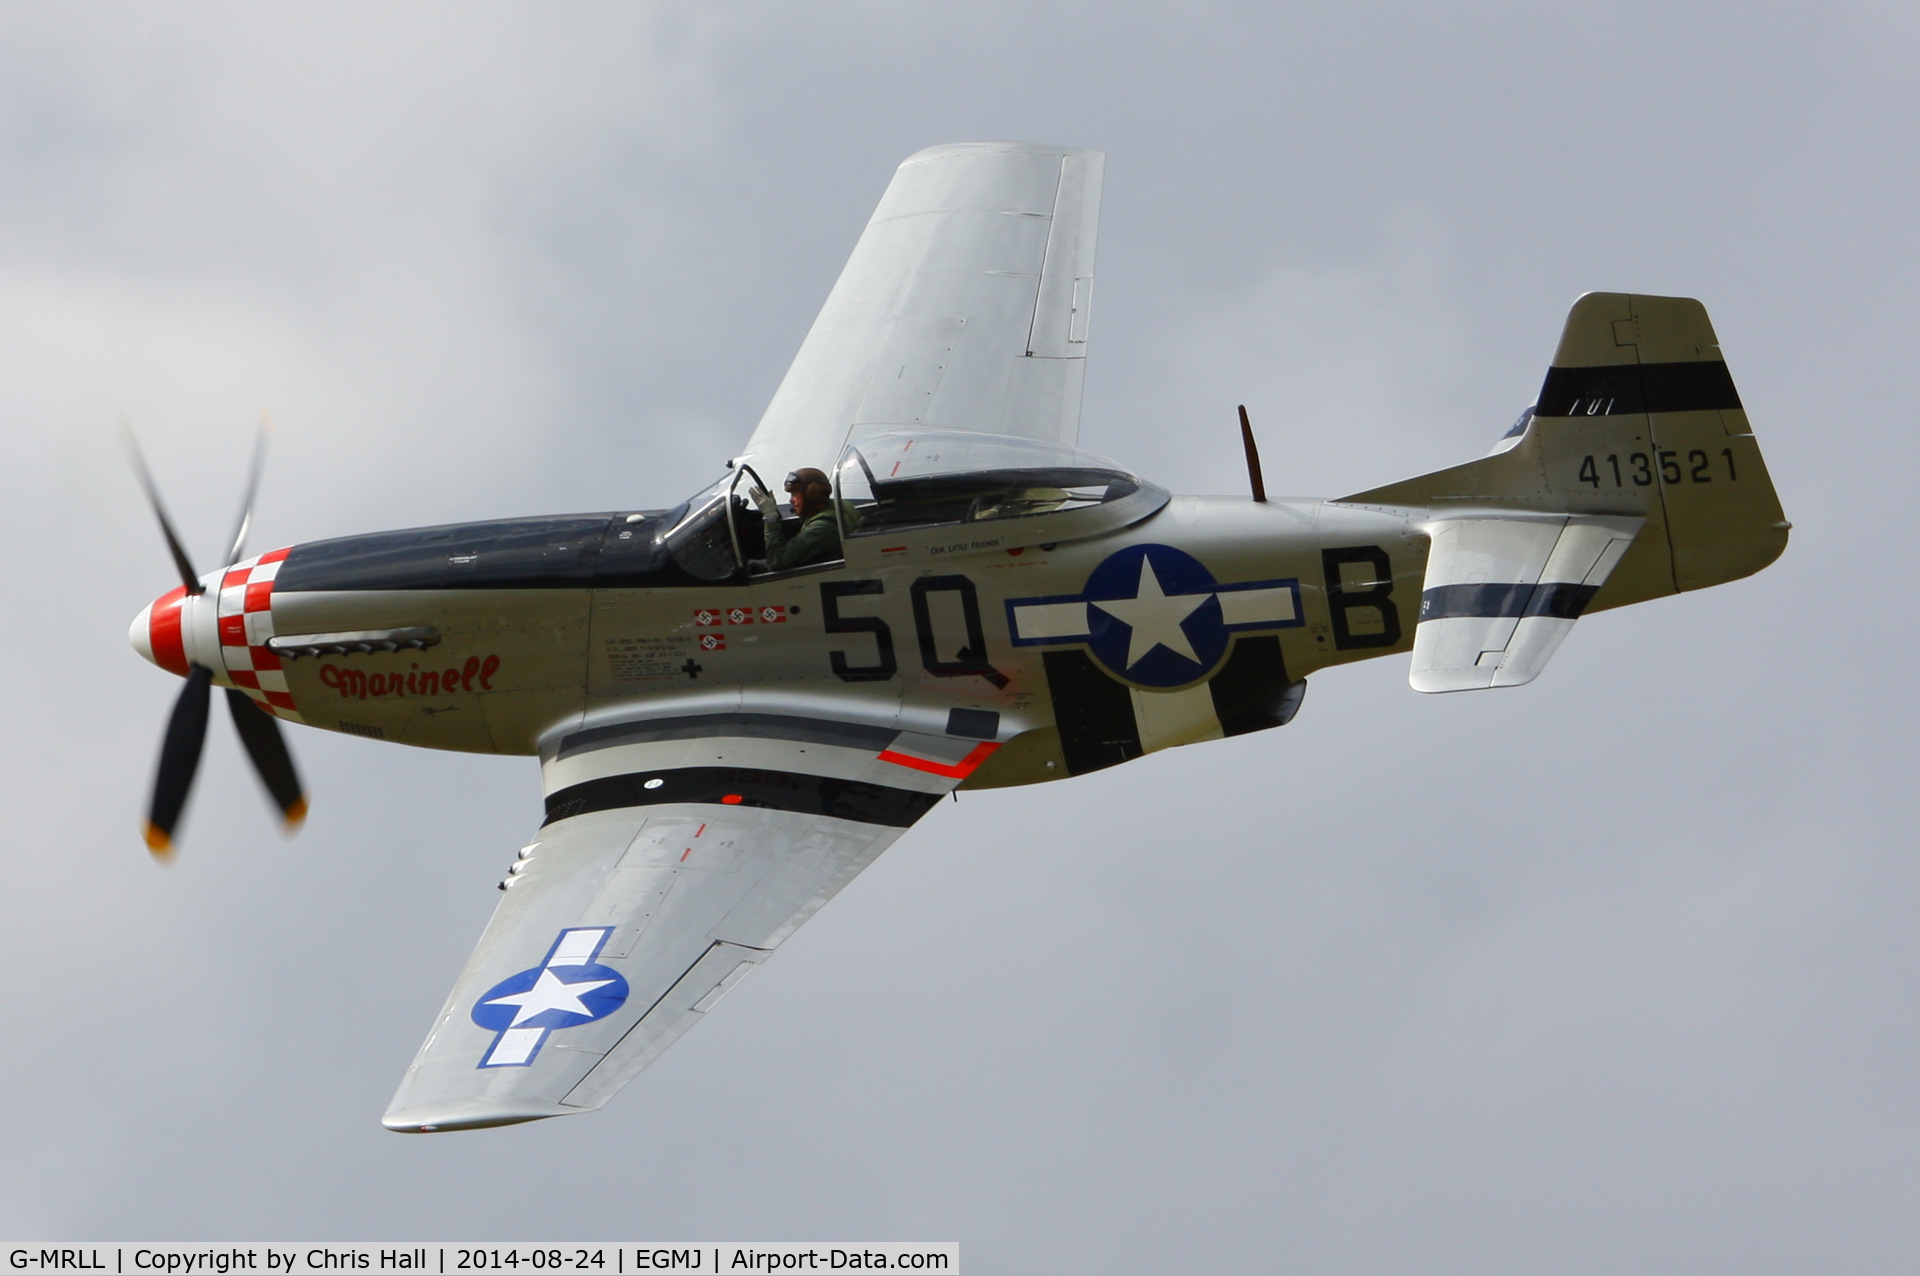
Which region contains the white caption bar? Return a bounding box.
[4,1247,957,1275]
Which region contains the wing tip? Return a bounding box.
[899,140,1099,167]
[381,1102,571,1134]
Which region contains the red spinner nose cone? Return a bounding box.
[131,585,191,676]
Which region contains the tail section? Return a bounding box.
[1341,292,1789,613]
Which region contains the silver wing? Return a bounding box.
[383,715,996,1131]
[735,140,1104,485]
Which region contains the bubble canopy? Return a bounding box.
[833,430,1167,547]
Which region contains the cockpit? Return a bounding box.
[591,474,759,585]
[831,430,1160,543]
[611,429,1166,582]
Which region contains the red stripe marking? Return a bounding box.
[257,546,290,564]
[230,671,260,690]
[250,646,282,672]
[876,741,1001,779]
[222,569,250,590]
[149,586,189,677]
[721,794,743,804]
[218,614,247,646]
[680,847,692,862]
[244,580,274,612]
[695,823,706,836]
[264,691,297,711]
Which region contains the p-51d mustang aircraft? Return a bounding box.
[128,141,1788,1131]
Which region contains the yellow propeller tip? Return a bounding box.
[284,798,309,830]
[144,825,175,859]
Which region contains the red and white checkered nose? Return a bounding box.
[130,551,300,717]
[130,584,196,677]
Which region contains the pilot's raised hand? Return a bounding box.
[749,485,779,520]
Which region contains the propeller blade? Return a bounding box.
[133,420,311,854]
[222,414,273,569]
[225,688,308,830]
[145,664,214,857]
[121,421,204,595]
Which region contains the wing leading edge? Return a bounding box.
[383,715,998,1132]
[735,141,1104,486]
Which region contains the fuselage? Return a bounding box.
[131,488,1421,788]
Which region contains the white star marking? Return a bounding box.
[484,968,615,1028]
[1092,556,1212,668]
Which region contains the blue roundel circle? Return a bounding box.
[471,961,630,1033]
[1081,543,1229,688]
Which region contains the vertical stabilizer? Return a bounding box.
[1340,292,1789,615]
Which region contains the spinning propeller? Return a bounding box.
[126,420,307,858]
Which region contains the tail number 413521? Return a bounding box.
[1579,450,1739,488]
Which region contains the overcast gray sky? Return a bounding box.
[3,2,1916,1270]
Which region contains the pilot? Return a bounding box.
[752,467,842,570]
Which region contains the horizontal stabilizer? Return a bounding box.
[1411,514,1641,692]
